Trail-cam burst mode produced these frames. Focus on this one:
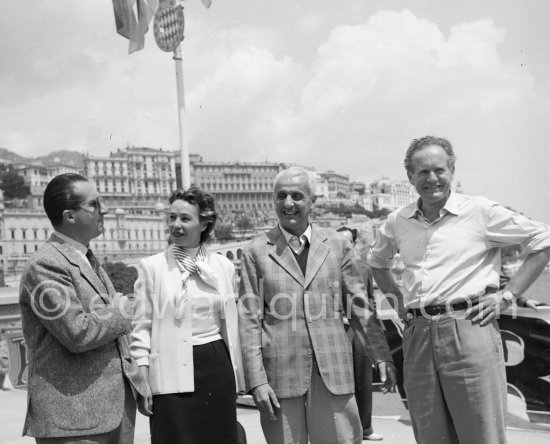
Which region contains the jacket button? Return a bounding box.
[307,317,312,323]
[306,349,313,355]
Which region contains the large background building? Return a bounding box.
[1,146,412,277]
[84,147,178,213]
[189,159,286,223]
[83,147,287,222]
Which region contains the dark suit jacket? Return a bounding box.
[238,225,392,398]
[19,234,147,438]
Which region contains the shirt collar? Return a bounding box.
[405,191,460,220]
[53,230,88,255]
[278,224,312,245]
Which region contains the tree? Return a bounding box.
[235,215,254,239]
[103,261,138,295]
[214,222,236,241]
[0,170,30,199]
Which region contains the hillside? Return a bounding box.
[0,148,28,165]
[35,150,84,167]
[0,148,84,167]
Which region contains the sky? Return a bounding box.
[1,0,549,222]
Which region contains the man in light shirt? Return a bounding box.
[368,136,550,444]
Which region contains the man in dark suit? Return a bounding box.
[19,173,148,444]
[238,166,397,444]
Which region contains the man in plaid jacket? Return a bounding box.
[238,166,397,444]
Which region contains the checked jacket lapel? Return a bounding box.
[303,226,329,289]
[266,226,330,289]
[267,227,304,286]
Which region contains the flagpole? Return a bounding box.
[173,44,191,189]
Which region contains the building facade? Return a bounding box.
[0,206,169,274]
[15,163,81,209]
[190,160,286,222]
[83,147,178,213]
[370,178,418,211]
[4,146,372,273]
[320,170,350,198]
[83,147,288,222]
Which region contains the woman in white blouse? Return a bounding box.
[130,186,244,444]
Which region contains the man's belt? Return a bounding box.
[407,287,498,317]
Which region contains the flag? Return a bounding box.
[112,0,159,54]
[130,0,159,54]
[112,0,136,40]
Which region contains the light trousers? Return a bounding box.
[260,362,363,444]
[403,314,507,444]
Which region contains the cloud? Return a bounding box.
[1,4,548,220]
[239,9,540,185]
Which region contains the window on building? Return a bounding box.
[22,229,26,240]
[10,229,15,240]
[24,245,27,254]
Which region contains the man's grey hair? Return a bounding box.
[274,166,317,196]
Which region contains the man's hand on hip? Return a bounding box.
[377,361,397,394]
[252,383,280,421]
[470,291,512,326]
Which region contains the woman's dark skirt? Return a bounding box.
[150,339,238,444]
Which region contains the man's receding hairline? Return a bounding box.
[274,171,313,194]
[409,144,455,172]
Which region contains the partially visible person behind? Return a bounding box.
[19,173,147,444]
[368,136,550,444]
[131,186,244,444]
[337,226,383,441]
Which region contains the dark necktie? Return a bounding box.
[86,249,106,287]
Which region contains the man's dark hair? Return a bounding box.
[169,185,217,243]
[336,226,357,243]
[43,173,88,228]
[404,136,456,174]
